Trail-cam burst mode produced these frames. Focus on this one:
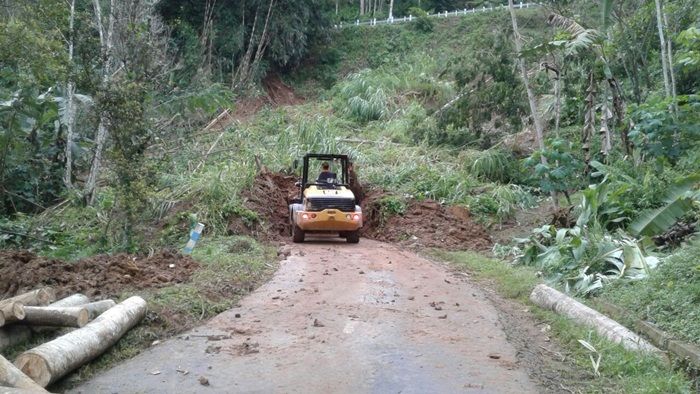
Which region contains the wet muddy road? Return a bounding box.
[72,237,541,393]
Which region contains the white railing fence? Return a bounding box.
[334,2,541,28]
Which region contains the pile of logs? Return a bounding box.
[0,287,147,392]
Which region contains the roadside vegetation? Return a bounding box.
[1,0,699,390]
[434,250,692,393]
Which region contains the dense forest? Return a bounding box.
[1,0,699,390]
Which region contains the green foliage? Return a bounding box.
[376,195,407,225]
[409,7,434,33]
[436,249,692,392]
[158,0,333,85]
[602,240,700,345]
[463,149,516,183]
[524,139,585,195]
[629,94,700,161]
[513,178,660,296]
[432,249,538,300]
[442,29,526,142]
[629,175,700,237]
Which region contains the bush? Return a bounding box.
[409,7,434,33]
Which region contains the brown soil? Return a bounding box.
[237,170,492,251]
[362,192,492,251]
[262,74,304,106]
[0,249,199,300]
[234,170,298,239]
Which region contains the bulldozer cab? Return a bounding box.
[289,153,361,243]
[297,154,350,196]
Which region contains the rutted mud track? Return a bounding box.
[71,237,565,394]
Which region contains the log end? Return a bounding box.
[14,353,51,388]
[37,288,56,306]
[12,303,26,321]
[76,309,89,328]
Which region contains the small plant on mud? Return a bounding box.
[377,195,407,226]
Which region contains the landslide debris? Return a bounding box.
[0,249,198,299]
[239,170,492,251]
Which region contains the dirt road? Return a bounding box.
[71,238,544,393]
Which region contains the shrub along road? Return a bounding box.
[70,237,574,393]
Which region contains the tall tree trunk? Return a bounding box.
[360,0,364,15]
[200,0,217,77]
[508,1,545,153]
[582,72,596,174]
[85,0,115,205]
[389,0,394,19]
[233,4,260,89]
[63,0,76,190]
[336,0,339,15]
[248,0,275,81]
[662,9,678,115]
[654,0,671,97]
[508,0,547,157]
[508,0,555,206]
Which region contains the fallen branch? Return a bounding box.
[530,284,660,353]
[15,296,147,387]
[0,354,48,393]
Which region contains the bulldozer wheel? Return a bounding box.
[346,230,360,244]
[292,225,305,243]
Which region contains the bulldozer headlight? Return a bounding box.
[346,214,351,220]
[302,213,310,220]
[352,214,360,221]
[311,213,317,218]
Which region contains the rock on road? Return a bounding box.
[71,238,539,393]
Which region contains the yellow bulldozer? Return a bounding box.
[289,154,362,243]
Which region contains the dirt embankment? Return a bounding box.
[0,249,198,300]
[236,171,492,251]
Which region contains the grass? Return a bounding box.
[600,240,700,346]
[431,249,694,393]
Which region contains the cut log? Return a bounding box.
[0,386,48,394]
[530,284,660,353]
[0,354,48,393]
[48,294,89,308]
[82,300,116,320]
[0,326,31,353]
[0,303,25,325]
[0,387,49,394]
[14,296,147,387]
[21,307,88,328]
[30,294,91,334]
[0,289,55,310]
[0,295,92,350]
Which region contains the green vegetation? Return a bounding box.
[434,250,692,393]
[1,0,699,387]
[602,241,700,345]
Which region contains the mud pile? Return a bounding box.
[0,249,199,299]
[362,194,492,251]
[236,170,298,239]
[240,170,491,251]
